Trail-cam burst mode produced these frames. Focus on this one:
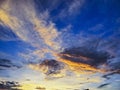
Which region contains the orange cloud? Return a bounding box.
[57,58,101,74]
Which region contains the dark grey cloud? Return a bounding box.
[74,89,80,90]
[102,70,120,80]
[97,83,110,88]
[36,86,46,90]
[107,57,120,70]
[59,46,113,68]
[41,59,64,75]
[0,59,21,70]
[58,31,120,73]
[0,0,4,6]
[30,59,65,75]
[0,81,21,90]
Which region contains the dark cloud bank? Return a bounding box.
[0,81,21,90]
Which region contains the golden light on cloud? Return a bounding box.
[29,55,104,78]
[18,83,46,90]
[0,9,21,31]
[0,0,61,52]
[56,52,107,74]
[34,20,61,51]
[58,58,101,74]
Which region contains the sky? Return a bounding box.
[0,0,120,90]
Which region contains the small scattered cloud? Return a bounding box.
[116,17,120,23]
[36,86,46,90]
[88,24,104,32]
[0,81,21,90]
[97,83,110,88]
[68,0,84,15]
[59,0,85,17]
[0,59,22,70]
[102,70,120,80]
[83,89,89,90]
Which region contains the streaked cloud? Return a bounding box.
[97,83,110,88]
[88,24,104,32]
[0,0,62,61]
[0,0,61,49]
[59,0,85,17]
[68,0,84,15]
[0,59,21,70]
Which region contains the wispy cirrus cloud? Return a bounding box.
[0,59,21,70]
[0,0,62,61]
[68,0,85,15]
[59,0,85,18]
[97,83,110,89]
[88,24,104,32]
[0,0,61,49]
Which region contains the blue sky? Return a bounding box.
[0,0,120,90]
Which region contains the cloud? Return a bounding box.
[116,17,120,23]
[0,0,61,48]
[28,31,120,77]
[102,70,120,80]
[36,86,46,90]
[88,24,104,32]
[68,0,84,15]
[0,51,23,69]
[107,57,120,70]
[29,59,67,78]
[59,0,85,17]
[0,0,62,61]
[57,29,120,75]
[0,59,21,70]
[97,83,110,88]
[56,56,101,74]
[0,81,21,90]
[58,46,112,70]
